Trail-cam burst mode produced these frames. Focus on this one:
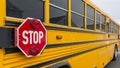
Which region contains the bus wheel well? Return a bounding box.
[112,44,118,61]
[115,44,118,51]
[58,65,71,68]
[48,61,71,68]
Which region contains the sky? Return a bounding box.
[91,0,120,24]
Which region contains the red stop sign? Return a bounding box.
[16,18,47,57]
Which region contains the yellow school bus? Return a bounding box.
[0,0,120,68]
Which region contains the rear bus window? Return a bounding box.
[7,0,44,22]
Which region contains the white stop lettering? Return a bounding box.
[22,30,44,44]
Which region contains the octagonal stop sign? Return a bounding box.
[16,18,47,57]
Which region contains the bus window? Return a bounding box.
[106,23,109,33]
[109,21,112,33]
[50,0,68,26]
[101,15,106,32]
[96,11,100,30]
[111,22,113,33]
[114,23,119,34]
[87,5,95,30]
[111,21,114,33]
[114,23,116,33]
[71,0,84,28]
[50,0,67,9]
[72,13,84,28]
[7,0,44,22]
[72,0,84,15]
[116,25,119,34]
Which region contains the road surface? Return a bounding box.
[105,52,120,68]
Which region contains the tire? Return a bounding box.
[112,46,118,61]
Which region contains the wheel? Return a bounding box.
[112,46,118,61]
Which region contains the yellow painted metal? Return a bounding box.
[0,0,5,67]
[68,0,71,27]
[119,41,120,50]
[3,41,117,68]
[0,0,6,26]
[47,30,106,44]
[68,44,114,68]
[0,49,4,68]
[45,0,50,25]
[6,17,24,23]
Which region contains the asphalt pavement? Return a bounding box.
[105,52,120,68]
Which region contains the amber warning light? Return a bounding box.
[15,18,47,57]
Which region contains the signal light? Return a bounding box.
[30,46,40,56]
[30,19,39,30]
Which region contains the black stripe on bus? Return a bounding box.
[5,21,21,27]
[27,42,117,68]
[46,39,117,48]
[45,26,106,34]
[5,39,117,54]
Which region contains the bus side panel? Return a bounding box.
[98,44,114,68]
[68,48,99,68]
[68,45,115,68]
[0,49,4,68]
[118,42,120,50]
[0,0,6,26]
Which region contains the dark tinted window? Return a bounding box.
[106,23,109,32]
[111,22,119,34]
[50,0,67,9]
[110,21,114,33]
[96,11,100,30]
[7,0,44,21]
[114,24,117,33]
[71,0,84,28]
[87,5,94,30]
[72,0,84,15]
[72,13,84,28]
[109,22,111,32]
[87,19,94,30]
[87,5,94,19]
[113,23,116,33]
[109,21,118,33]
[110,21,112,33]
[50,6,68,25]
[101,15,105,32]
[116,25,119,34]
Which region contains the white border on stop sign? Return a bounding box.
[16,17,47,57]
